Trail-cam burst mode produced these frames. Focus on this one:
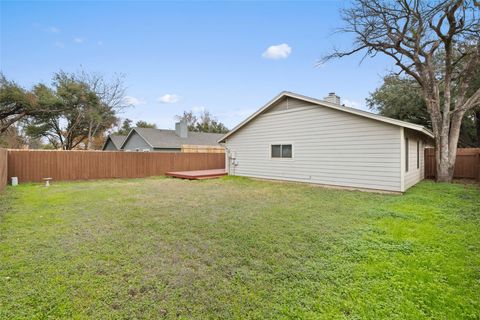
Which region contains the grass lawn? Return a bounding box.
[0,177,479,319]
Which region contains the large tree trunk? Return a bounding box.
[436,149,456,182]
[436,138,454,182]
[432,102,464,183]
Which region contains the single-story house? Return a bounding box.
[102,135,127,151]
[106,121,224,152]
[218,91,434,193]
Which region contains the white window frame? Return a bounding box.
[270,143,294,159]
[405,138,409,172]
[416,140,420,169]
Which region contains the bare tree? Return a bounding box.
[77,70,128,149]
[323,0,480,182]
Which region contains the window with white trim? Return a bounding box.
[405,138,409,172]
[271,144,292,158]
[416,140,420,169]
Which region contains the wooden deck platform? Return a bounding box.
[165,169,227,180]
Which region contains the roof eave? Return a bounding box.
[219,91,435,142]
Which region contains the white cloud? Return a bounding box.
[123,96,146,106]
[157,94,180,104]
[73,37,84,43]
[53,41,64,48]
[45,26,60,33]
[262,43,292,60]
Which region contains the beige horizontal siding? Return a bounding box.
[226,101,402,192]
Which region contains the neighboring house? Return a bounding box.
[102,135,127,151]
[117,121,224,152]
[219,91,434,193]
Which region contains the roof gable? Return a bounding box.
[102,135,127,150]
[262,96,316,114]
[121,130,153,150]
[219,91,434,142]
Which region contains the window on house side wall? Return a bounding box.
[271,145,281,158]
[405,138,409,172]
[417,140,420,169]
[271,144,292,158]
[282,145,292,158]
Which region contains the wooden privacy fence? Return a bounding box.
[7,150,225,183]
[0,149,7,191]
[425,148,480,180]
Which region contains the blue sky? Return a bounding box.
[1,1,394,129]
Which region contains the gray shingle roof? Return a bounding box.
[127,127,224,149]
[109,135,127,149]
